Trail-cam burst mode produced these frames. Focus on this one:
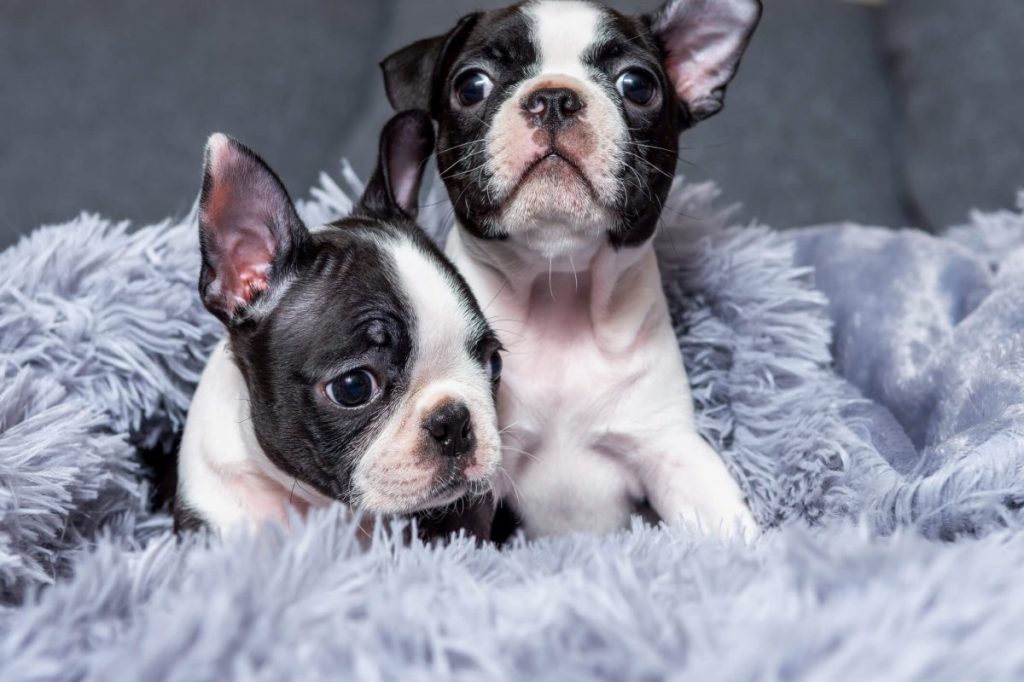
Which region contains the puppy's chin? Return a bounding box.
[353,442,500,515]
[496,167,613,259]
[410,482,472,513]
[354,476,471,515]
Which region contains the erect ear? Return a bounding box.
[647,0,762,122]
[380,13,481,114]
[357,110,436,220]
[197,133,307,325]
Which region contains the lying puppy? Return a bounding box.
[382,0,762,538]
[175,111,503,538]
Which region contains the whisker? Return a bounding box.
[501,444,540,463]
[622,150,675,180]
[436,138,485,155]
[443,160,490,181]
[486,314,526,325]
[497,466,522,507]
[622,162,653,202]
[437,147,485,178]
[676,156,700,170]
[501,430,527,448]
[441,184,474,227]
[471,112,492,129]
[548,257,556,301]
[632,141,677,155]
[488,326,526,340]
[483,276,510,314]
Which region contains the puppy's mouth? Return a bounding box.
[361,453,497,515]
[511,150,598,199]
[413,450,498,512]
[411,479,469,513]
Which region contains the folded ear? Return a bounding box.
[357,110,436,220]
[647,0,762,122]
[197,134,307,325]
[380,13,481,114]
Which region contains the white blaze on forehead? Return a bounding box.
[525,0,605,77]
[389,236,483,377]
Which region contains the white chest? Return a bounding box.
[446,231,703,536]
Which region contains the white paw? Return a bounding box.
[669,500,761,543]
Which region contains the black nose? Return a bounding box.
[424,402,475,458]
[523,87,584,128]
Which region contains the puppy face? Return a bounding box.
[197,112,502,514]
[382,0,761,256]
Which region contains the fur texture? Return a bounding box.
[1,169,1024,678]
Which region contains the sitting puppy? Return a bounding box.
[175,111,503,538]
[382,0,762,538]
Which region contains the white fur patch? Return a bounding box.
[527,0,605,79]
[392,237,485,385]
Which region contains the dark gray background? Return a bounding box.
[2,0,1022,248]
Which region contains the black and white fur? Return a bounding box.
[383,0,762,538]
[175,111,503,537]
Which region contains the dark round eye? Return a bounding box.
[616,69,657,105]
[487,350,502,383]
[454,70,494,107]
[325,370,378,407]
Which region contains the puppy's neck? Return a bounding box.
[447,224,666,353]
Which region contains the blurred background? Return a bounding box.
[1,0,1022,249]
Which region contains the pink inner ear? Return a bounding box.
[221,226,274,307]
[656,0,760,119]
[204,174,277,310]
[200,133,298,318]
[664,35,734,116]
[392,171,418,214]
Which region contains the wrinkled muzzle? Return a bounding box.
[484,72,627,248]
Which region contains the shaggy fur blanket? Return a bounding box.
[1,168,1023,680]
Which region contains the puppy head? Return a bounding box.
[197,111,503,515]
[382,0,761,257]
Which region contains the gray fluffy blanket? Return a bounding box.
[1,168,1023,680]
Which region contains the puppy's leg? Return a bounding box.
[637,430,760,541]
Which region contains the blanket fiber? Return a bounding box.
[1,167,1023,680]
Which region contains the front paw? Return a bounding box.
[664,498,761,542]
[722,502,761,542]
